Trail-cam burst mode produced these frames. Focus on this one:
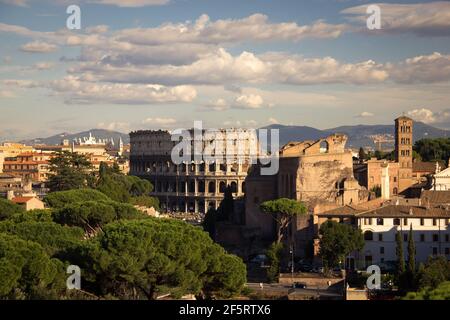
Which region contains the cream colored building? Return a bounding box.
[11,196,45,211]
[317,204,450,269]
[432,167,450,191]
[0,142,34,158]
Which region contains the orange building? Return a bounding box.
[2,152,52,182]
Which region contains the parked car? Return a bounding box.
[297,263,313,272]
[293,282,307,289]
[311,266,324,274]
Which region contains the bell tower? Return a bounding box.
[395,116,413,192]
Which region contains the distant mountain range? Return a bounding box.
[19,121,449,150]
[262,121,449,149]
[20,129,130,146]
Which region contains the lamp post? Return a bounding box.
[290,243,294,287]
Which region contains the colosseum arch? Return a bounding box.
[208,181,215,194]
[219,181,226,193]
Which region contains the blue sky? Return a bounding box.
[1,0,450,140]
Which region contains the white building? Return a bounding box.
[433,166,450,191]
[318,204,450,270]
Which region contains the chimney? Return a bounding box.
[381,163,390,200]
[409,208,413,215]
[6,190,14,200]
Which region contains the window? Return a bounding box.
[433,234,439,242]
[445,248,449,255]
[364,218,372,225]
[404,234,408,242]
[433,219,437,226]
[420,218,425,226]
[377,218,384,226]
[380,247,384,254]
[364,231,373,241]
[446,234,449,242]
[433,247,438,255]
[378,234,383,242]
[394,218,401,226]
[420,234,425,242]
[403,218,408,226]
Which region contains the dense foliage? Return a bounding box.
[0,198,25,220]
[414,138,450,162]
[0,192,245,299]
[404,281,450,300]
[47,151,94,192]
[265,242,283,283]
[65,218,246,299]
[319,220,364,270]
[44,189,111,208]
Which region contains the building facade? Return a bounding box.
[317,204,450,269]
[129,129,258,214]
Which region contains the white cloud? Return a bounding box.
[356,111,374,118]
[85,25,109,34]
[388,52,450,84]
[97,121,130,132]
[142,117,177,127]
[92,0,169,7]
[268,117,279,125]
[20,40,58,53]
[116,14,347,46]
[33,61,54,70]
[1,0,169,7]
[342,2,450,37]
[48,76,197,105]
[2,79,40,88]
[202,98,229,111]
[406,108,437,124]
[233,94,265,109]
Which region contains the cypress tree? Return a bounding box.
[396,230,405,274]
[407,225,416,273]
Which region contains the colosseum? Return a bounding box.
[129,128,259,214]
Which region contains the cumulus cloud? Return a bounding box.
[342,2,450,37]
[1,0,169,7]
[388,52,450,84]
[2,79,40,88]
[356,111,374,118]
[85,25,109,34]
[406,107,450,124]
[20,40,58,53]
[268,117,279,125]
[92,0,169,7]
[97,121,130,132]
[116,14,347,46]
[142,117,177,126]
[233,94,265,109]
[48,76,197,105]
[202,98,229,111]
[69,48,389,86]
[33,62,54,70]
[406,108,437,124]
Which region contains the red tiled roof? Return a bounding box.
[413,161,438,173]
[11,196,35,203]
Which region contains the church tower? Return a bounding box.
[395,116,413,192]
